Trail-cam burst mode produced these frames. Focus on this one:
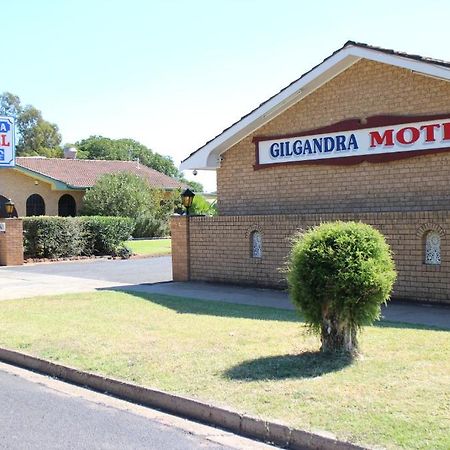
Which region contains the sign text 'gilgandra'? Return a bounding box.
[257,118,450,165]
[0,116,15,168]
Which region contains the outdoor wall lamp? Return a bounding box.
[181,189,195,215]
[5,199,15,218]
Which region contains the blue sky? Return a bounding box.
[3,0,450,191]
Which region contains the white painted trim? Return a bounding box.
[180,45,450,170]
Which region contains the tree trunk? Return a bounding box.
[320,310,358,356]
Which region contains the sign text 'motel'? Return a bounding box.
[257,117,450,166]
[0,116,15,168]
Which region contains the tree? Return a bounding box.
[0,92,21,118]
[287,221,396,356]
[76,136,179,178]
[17,105,62,156]
[81,172,159,218]
[184,179,204,193]
[0,92,62,156]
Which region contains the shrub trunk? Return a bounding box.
[320,309,358,355]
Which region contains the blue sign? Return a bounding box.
[0,116,15,167]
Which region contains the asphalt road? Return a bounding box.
[1,256,172,284]
[0,364,274,450]
[0,257,172,300]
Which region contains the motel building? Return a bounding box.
[172,41,450,305]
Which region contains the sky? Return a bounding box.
[2,0,450,192]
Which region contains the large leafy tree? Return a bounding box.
[0,92,204,190]
[0,92,62,156]
[76,135,203,190]
[76,136,179,177]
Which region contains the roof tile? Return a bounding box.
[16,157,184,190]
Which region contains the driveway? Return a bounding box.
[0,256,172,301]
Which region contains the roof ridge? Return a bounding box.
[181,41,450,168]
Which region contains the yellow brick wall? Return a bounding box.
[171,58,450,304]
[0,218,24,266]
[171,216,190,281]
[187,212,450,303]
[217,59,450,215]
[0,169,84,216]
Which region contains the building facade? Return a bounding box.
[0,156,183,218]
[175,41,450,304]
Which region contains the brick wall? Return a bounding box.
[0,218,24,266]
[184,212,450,304]
[171,216,190,281]
[217,59,450,216]
[171,58,450,304]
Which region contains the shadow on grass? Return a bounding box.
[103,286,449,331]
[224,351,353,380]
[107,288,302,323]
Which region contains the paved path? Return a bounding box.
[0,363,275,450]
[1,257,449,328]
[121,281,450,329]
[0,257,172,301]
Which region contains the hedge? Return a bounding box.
[23,216,134,259]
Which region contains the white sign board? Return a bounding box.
[0,222,5,233]
[0,116,15,168]
[256,116,450,166]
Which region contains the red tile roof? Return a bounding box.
[16,157,184,190]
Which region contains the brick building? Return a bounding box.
[0,156,183,218]
[174,41,450,304]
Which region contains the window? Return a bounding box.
[58,194,76,217]
[26,194,45,216]
[251,231,262,258]
[425,231,441,265]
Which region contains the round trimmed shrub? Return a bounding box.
[287,221,396,355]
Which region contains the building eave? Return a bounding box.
[14,166,81,191]
[180,42,450,171]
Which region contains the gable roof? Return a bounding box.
[16,157,184,190]
[180,41,450,170]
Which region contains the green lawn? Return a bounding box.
[0,291,449,450]
[125,238,171,256]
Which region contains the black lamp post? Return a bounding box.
[4,199,15,218]
[181,189,195,215]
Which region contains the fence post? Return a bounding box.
[0,218,24,266]
[170,216,190,281]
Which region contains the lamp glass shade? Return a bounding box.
[4,200,14,216]
[181,189,195,208]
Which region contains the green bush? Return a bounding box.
[189,194,217,216]
[81,172,180,238]
[287,221,396,355]
[133,213,169,238]
[23,216,134,259]
[80,216,134,255]
[23,217,85,258]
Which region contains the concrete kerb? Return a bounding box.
[0,347,367,450]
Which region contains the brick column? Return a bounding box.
[0,218,24,266]
[171,215,190,281]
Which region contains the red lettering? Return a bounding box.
[420,123,440,142]
[369,129,394,148]
[396,126,420,145]
[443,122,450,141]
[0,134,10,147]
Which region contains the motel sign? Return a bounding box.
[0,116,15,167]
